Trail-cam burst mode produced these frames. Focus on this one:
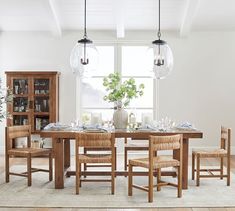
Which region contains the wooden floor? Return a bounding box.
[0,155,235,211]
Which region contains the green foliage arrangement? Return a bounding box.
[0,78,13,122]
[103,72,144,108]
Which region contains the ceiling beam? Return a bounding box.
[180,0,200,37]
[113,0,125,38]
[48,0,62,36]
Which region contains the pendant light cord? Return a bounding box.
[157,0,161,40]
[157,0,161,55]
[82,0,88,64]
[84,0,87,38]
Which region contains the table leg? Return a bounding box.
[54,138,64,189]
[173,138,189,189]
[64,139,70,168]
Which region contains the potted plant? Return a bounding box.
[103,72,144,129]
[0,78,13,122]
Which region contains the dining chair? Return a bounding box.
[75,132,116,194]
[124,113,155,171]
[124,137,156,171]
[5,125,53,186]
[128,134,183,203]
[192,126,231,186]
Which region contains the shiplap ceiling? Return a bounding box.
[0,0,234,37]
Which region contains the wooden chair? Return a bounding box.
[5,125,53,186]
[75,132,116,194]
[192,126,231,186]
[128,134,183,203]
[124,137,157,171]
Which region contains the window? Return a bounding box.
[122,46,154,122]
[81,46,115,121]
[81,45,155,123]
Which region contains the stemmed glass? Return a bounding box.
[70,119,80,131]
[157,117,175,131]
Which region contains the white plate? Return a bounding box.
[83,129,105,133]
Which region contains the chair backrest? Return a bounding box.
[76,132,115,148]
[149,134,182,151]
[220,126,231,155]
[148,134,183,170]
[5,125,31,151]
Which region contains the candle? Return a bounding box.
[130,116,136,124]
[91,113,102,125]
[141,113,153,127]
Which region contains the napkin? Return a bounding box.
[176,122,197,130]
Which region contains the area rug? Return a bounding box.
[0,166,234,208]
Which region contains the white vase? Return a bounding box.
[113,107,128,129]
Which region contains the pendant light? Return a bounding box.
[152,0,173,79]
[70,0,98,77]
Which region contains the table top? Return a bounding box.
[40,129,203,139]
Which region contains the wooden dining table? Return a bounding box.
[40,129,203,190]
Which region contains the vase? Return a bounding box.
[113,107,128,129]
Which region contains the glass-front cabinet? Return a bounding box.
[6,71,59,133]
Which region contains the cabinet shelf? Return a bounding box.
[34,112,50,116]
[13,94,29,97]
[12,112,29,115]
[34,94,50,97]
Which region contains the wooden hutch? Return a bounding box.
[5,71,59,134]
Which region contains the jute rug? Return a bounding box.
[0,166,234,208]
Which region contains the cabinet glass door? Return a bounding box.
[34,79,49,94]
[13,79,28,95]
[12,79,29,126]
[33,79,50,131]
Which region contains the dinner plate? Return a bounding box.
[136,128,154,131]
[83,129,105,133]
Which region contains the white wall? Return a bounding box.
[0,30,235,154]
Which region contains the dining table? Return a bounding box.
[40,129,203,189]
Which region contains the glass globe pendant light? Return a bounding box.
[152,0,173,79]
[70,0,98,77]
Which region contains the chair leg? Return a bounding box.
[148,167,153,203]
[128,163,133,196]
[114,147,117,171]
[76,160,80,194]
[220,157,224,180]
[111,157,115,195]
[84,148,87,178]
[5,154,9,183]
[178,166,182,198]
[157,168,161,191]
[79,164,82,187]
[196,155,200,186]
[227,155,230,186]
[154,150,158,157]
[49,152,53,181]
[27,154,32,186]
[124,148,128,171]
[192,153,195,180]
